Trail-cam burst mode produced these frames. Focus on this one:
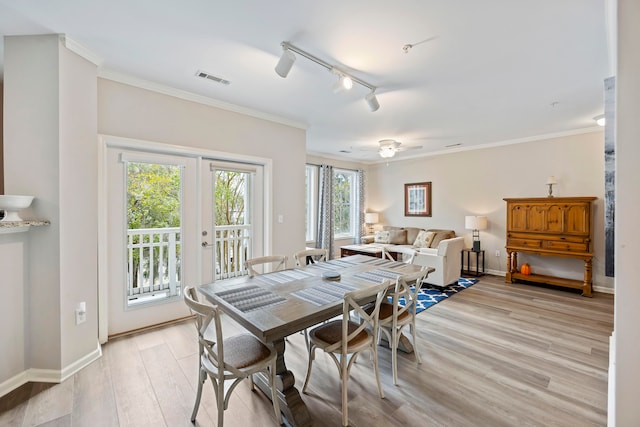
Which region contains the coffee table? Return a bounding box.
[340,244,402,261]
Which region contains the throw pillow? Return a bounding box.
[374,230,390,244]
[430,230,455,248]
[414,230,435,248]
[388,229,408,245]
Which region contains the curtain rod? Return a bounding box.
[306,162,361,173]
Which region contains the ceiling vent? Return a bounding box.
[195,70,231,85]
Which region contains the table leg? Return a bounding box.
[253,338,312,427]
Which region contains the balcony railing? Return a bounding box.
[126,225,251,304]
[215,224,251,280]
[127,227,180,304]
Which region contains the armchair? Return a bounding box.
[413,237,465,287]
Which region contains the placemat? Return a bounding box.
[305,258,359,271]
[253,268,315,286]
[215,285,286,312]
[292,281,358,306]
[353,268,402,283]
[358,258,406,269]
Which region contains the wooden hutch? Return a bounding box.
[504,196,596,296]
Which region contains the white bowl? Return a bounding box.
[0,195,35,222]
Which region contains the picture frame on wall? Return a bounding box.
[404,182,432,216]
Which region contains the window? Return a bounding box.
[305,165,361,241]
[333,169,359,238]
[305,165,317,242]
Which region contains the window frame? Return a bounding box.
[333,168,359,239]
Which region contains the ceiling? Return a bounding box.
[0,0,611,163]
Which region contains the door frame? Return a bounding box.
[98,135,273,343]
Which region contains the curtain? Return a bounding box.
[316,165,334,258]
[356,169,365,243]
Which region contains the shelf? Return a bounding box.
[0,220,51,234]
[510,272,586,292]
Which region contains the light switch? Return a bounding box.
[278,214,284,223]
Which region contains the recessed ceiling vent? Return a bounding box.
[195,70,231,85]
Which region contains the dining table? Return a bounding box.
[198,254,429,427]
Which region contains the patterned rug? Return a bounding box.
[397,277,479,314]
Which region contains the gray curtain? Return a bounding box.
[356,169,365,243]
[316,165,334,258]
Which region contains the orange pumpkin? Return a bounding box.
[521,263,531,275]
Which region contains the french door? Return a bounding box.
[102,141,267,338]
[200,159,264,284]
[105,147,197,336]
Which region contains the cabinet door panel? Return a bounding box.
[528,205,547,231]
[509,205,528,231]
[566,204,590,234]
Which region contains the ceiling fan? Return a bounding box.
[375,139,423,158]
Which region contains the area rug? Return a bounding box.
[397,277,478,314]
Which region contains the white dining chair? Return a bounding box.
[245,255,288,277]
[293,248,329,267]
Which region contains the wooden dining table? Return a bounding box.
[198,254,427,427]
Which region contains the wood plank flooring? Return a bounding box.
[0,275,614,426]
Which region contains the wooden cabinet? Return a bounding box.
[504,197,596,296]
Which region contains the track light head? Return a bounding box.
[275,49,296,78]
[339,75,353,90]
[365,91,380,112]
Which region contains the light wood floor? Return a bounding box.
[0,275,614,427]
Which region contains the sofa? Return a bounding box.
[361,226,464,287]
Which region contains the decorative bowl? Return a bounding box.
[0,195,35,222]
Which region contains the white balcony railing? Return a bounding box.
[215,224,251,280]
[126,225,251,304]
[127,227,180,304]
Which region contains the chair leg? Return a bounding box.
[411,322,422,365]
[371,344,385,399]
[191,367,207,422]
[302,345,316,393]
[269,362,283,425]
[392,327,399,386]
[341,360,349,427]
[216,379,225,427]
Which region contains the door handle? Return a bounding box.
[202,241,213,247]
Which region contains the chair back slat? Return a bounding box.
[293,248,329,267]
[245,255,288,277]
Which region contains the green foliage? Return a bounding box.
[127,163,182,229]
[333,171,352,235]
[215,171,246,225]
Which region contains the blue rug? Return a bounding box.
[396,277,478,314]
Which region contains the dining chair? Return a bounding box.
[245,255,288,277]
[293,248,329,267]
[382,246,418,264]
[373,268,431,385]
[183,286,282,427]
[302,281,389,427]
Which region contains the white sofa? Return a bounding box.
[413,236,465,287]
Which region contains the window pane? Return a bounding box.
[333,169,356,237]
[126,162,182,307]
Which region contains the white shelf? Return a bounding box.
[0,220,50,234]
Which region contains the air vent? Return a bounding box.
[195,70,231,85]
[445,143,462,148]
[339,149,352,153]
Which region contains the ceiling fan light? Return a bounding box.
[365,91,380,112]
[275,49,296,78]
[379,146,396,158]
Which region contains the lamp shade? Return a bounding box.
[365,212,379,224]
[546,175,557,185]
[465,215,488,230]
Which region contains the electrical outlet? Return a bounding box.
[75,302,86,325]
[495,250,501,257]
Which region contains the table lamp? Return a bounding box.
[465,215,488,252]
[364,212,379,234]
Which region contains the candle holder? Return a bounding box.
[546,176,557,198]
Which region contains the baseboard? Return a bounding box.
[0,341,102,398]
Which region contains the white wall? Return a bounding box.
[366,131,613,291]
[2,34,99,385]
[613,0,640,424]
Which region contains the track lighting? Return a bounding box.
[365,91,380,112]
[275,41,380,112]
[594,114,605,126]
[275,48,296,78]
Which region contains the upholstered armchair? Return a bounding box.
[413,237,465,287]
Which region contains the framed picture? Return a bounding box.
[404,182,432,217]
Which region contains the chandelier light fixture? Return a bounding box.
[275,41,380,112]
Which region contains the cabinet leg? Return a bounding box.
[582,258,593,297]
[505,251,514,283]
